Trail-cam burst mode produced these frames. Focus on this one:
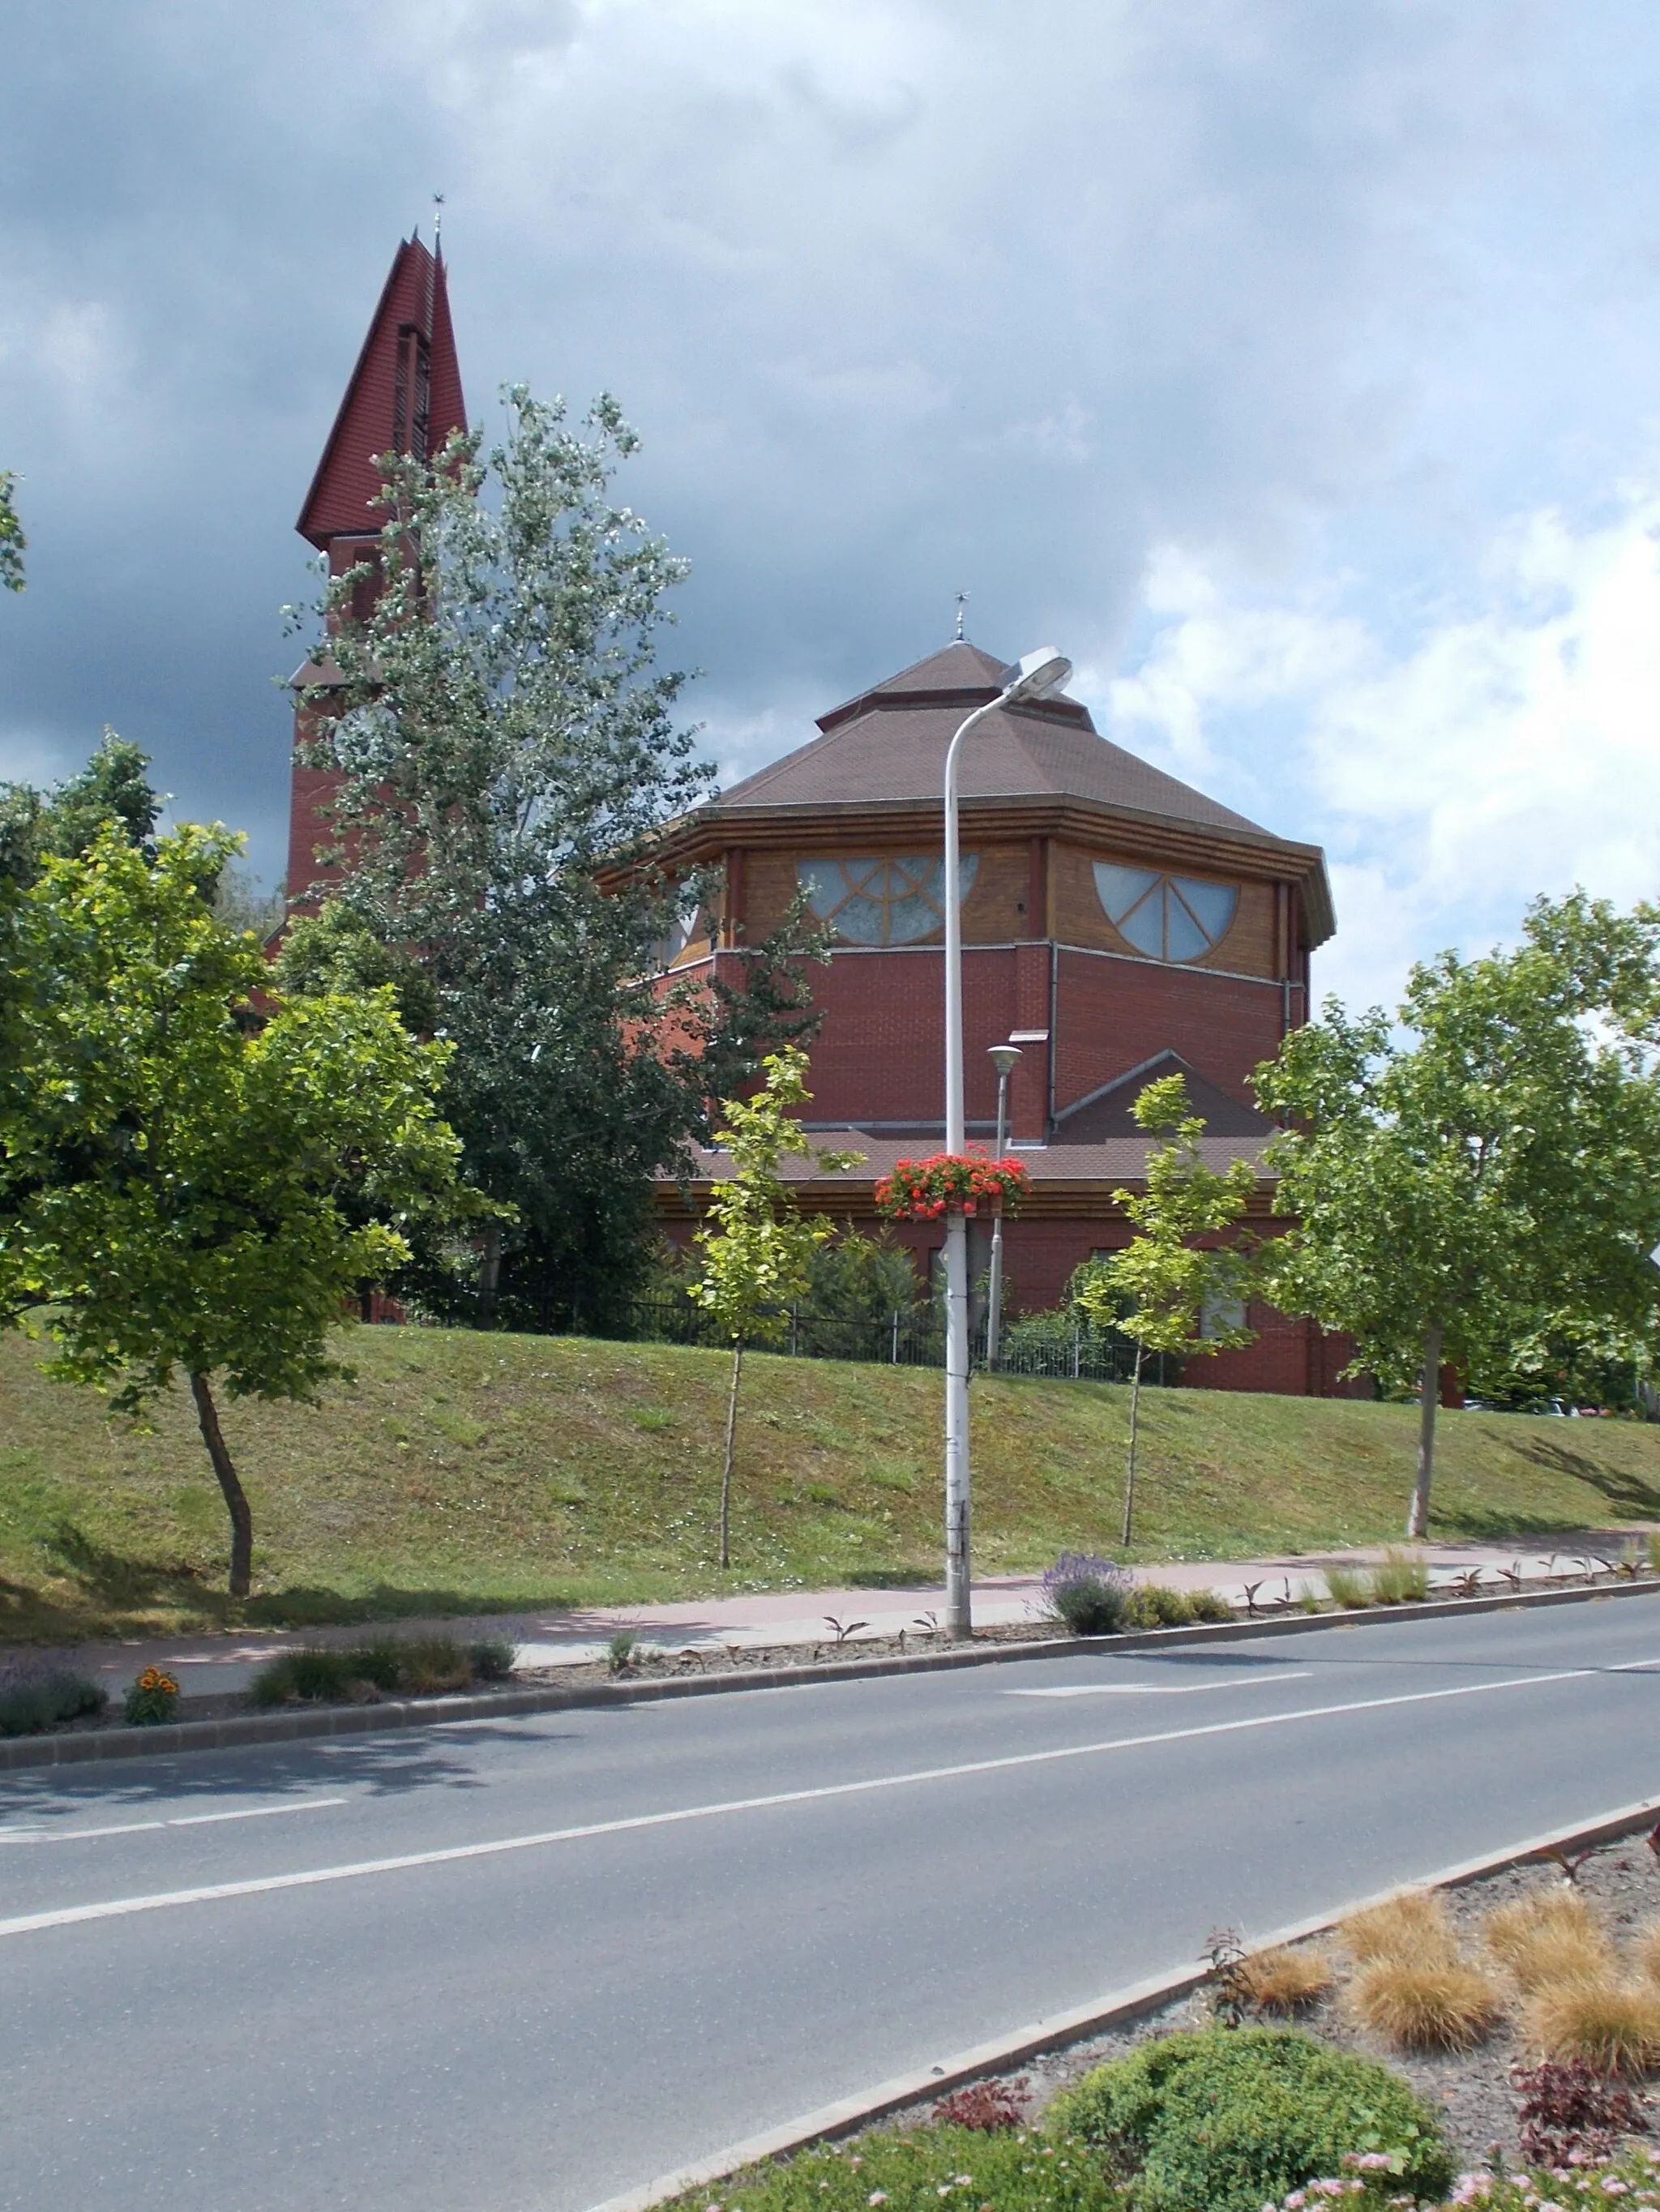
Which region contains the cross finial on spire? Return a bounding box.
[953,589,969,642]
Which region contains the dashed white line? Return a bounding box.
[0,1797,344,1846]
[6,1661,1658,1939]
[1008,1671,1313,1698]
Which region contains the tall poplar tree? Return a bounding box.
[293,389,819,1331]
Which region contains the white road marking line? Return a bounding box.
[0,1797,344,1846]
[6,1658,1658,1940]
[1008,1671,1313,1698]
[168,1798,344,1829]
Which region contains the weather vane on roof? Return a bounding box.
[953,589,969,642]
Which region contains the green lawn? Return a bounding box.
[3,1323,1659,1641]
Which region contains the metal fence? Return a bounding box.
[627,1296,1172,1386]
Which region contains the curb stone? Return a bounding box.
[4,1572,1657,1773]
[580,1790,1660,2212]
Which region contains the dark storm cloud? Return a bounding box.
[2,1,1656,902]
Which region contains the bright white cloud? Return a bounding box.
[1099,494,1660,1012]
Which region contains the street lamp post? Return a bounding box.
[986,1042,1023,1372]
[942,647,1072,1639]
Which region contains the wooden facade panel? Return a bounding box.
[960,842,1028,942]
[741,850,801,941]
[1050,839,1280,978]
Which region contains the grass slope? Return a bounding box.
[3,1324,1659,1641]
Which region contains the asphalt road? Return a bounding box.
[6,1598,1660,2212]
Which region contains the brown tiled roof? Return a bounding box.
[716,638,1273,841]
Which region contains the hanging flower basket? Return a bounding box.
[874,1151,1031,1222]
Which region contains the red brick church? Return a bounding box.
[287,236,1356,1396]
[647,642,1358,1396]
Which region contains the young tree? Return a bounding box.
[687,1049,862,1568]
[1074,1075,1258,1546]
[293,389,822,1333]
[0,823,479,1595]
[0,468,24,593]
[1255,897,1660,1538]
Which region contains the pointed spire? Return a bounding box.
[296,235,467,550]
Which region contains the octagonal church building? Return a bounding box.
[652,637,1358,1397]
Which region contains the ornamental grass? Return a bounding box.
[1520,1974,1660,2076]
[1342,1957,1504,2051]
[1632,1915,1660,1987]
[1234,1945,1335,2011]
[1339,1890,1458,1966]
[1480,1889,1614,1990]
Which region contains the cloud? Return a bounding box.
[1,0,1658,961]
[1096,491,1660,1012]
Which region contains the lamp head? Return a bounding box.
[987,1042,1024,1078]
[1001,646,1072,703]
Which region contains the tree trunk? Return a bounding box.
[1121,1340,1145,1549]
[1407,1323,1443,1539]
[477,1222,502,1328]
[719,1340,743,1570]
[190,1371,253,1598]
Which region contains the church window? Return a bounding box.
[1093,863,1238,962]
[798,855,979,945]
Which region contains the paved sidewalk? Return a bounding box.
[36,1528,1652,1701]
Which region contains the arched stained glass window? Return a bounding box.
[798,854,979,945]
[1093,862,1238,962]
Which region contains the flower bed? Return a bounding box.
[662,1833,1660,2212]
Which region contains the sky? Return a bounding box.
[2,0,1658,1011]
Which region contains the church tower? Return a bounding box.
[285,233,466,910]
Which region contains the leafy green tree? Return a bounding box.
[1255,896,1660,1538]
[0,823,478,1595]
[1075,1076,1258,1546]
[273,898,437,1036]
[687,1049,862,1567]
[293,389,822,1333]
[0,469,24,594]
[0,730,161,887]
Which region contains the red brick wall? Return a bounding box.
[1052,949,1287,1115]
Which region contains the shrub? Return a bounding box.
[1046,2024,1452,2212]
[1521,1975,1660,2075]
[1370,1549,1431,1603]
[1234,1945,1334,2012]
[1482,1889,1613,1990]
[1511,2056,1646,2165]
[250,1634,494,1707]
[608,1629,638,1672]
[393,1636,471,1694]
[0,1658,109,1738]
[1123,1585,1196,1628]
[1340,1891,1458,1967]
[1042,1552,1132,1637]
[1343,1957,1503,2050]
[1184,1587,1233,1623]
[665,2125,1118,2212]
[123,1666,180,1725]
[931,2077,1029,2131]
[468,1637,516,1683]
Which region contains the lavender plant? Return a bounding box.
[1042,1552,1134,1637]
